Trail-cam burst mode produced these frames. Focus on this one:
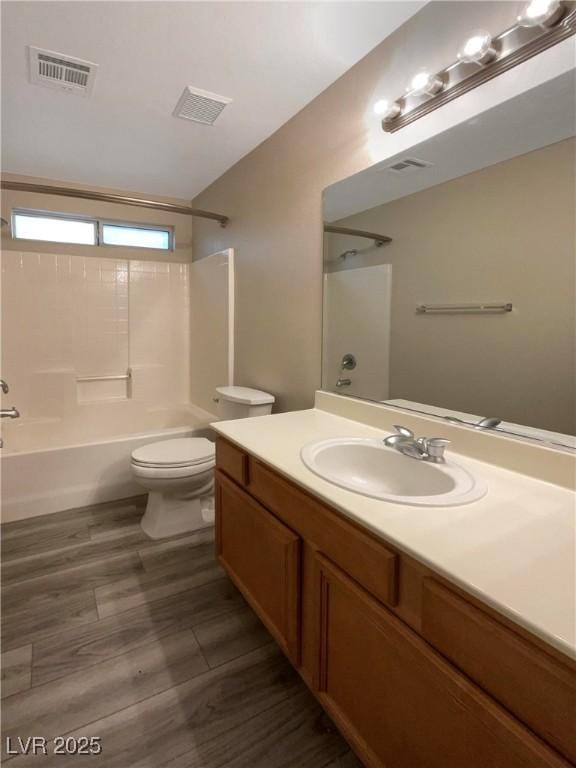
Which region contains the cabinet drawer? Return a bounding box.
[314,555,570,768]
[215,470,301,664]
[216,438,249,486]
[249,458,397,607]
[422,579,576,764]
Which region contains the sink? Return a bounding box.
[300,437,486,507]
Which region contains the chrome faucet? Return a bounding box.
[335,378,352,388]
[0,407,20,419]
[0,379,8,394]
[383,425,450,463]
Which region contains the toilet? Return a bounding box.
[131,386,275,539]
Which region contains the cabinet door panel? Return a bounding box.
[422,579,576,763]
[249,458,398,607]
[313,554,569,768]
[215,470,301,664]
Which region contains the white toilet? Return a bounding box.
[131,386,275,539]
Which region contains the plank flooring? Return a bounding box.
[1,496,361,767]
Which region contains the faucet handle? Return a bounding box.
[426,437,451,461]
[393,425,414,438]
[0,379,8,394]
[384,425,414,448]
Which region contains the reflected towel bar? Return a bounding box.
[76,370,132,382]
[416,303,513,314]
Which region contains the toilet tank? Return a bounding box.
[215,386,275,420]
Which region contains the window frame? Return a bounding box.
[11,208,175,252]
[11,208,98,247]
[98,219,174,252]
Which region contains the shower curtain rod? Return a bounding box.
[324,224,392,246]
[1,180,229,228]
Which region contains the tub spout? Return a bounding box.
[1,407,20,419]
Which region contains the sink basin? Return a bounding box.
[300,437,486,506]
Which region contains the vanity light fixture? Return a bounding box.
[457,30,497,65]
[380,0,575,133]
[408,70,444,96]
[518,0,566,27]
[373,98,402,120]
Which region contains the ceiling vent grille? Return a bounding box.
[385,157,434,174]
[28,46,98,96]
[173,86,232,125]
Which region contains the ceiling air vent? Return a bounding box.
[173,86,232,125]
[385,157,434,174]
[28,46,98,96]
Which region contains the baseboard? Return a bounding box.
[1,479,142,523]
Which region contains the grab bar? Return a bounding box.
[76,369,132,382]
[416,303,512,314]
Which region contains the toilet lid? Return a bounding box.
[131,438,215,468]
[216,386,275,405]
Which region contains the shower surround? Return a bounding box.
[1,251,215,521]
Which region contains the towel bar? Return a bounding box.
[416,303,512,314]
[76,370,132,382]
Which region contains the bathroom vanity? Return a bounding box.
[213,398,576,768]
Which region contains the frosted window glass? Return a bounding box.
[102,225,171,250]
[13,214,96,245]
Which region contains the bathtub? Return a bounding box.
[1,404,217,523]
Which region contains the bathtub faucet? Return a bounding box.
[1,407,20,419]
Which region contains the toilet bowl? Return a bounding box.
[131,386,275,538]
[131,437,216,539]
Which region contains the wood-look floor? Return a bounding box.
[1,496,362,767]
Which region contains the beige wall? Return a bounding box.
[191,2,524,412]
[325,139,576,435]
[1,173,194,262]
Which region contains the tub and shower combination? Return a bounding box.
[1,249,234,523]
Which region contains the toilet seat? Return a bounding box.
[131,438,215,469]
[131,460,214,481]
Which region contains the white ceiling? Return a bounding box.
[1,1,423,199]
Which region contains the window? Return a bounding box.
[101,223,171,250]
[12,211,96,245]
[12,210,173,251]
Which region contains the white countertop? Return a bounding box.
[212,407,576,659]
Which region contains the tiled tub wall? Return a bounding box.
[1,252,191,447]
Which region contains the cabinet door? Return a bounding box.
[312,554,569,768]
[215,470,301,664]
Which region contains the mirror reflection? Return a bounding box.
[322,72,575,448]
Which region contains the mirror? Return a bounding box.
[322,71,576,450]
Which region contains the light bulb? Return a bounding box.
[518,0,564,27]
[408,70,444,96]
[373,99,389,115]
[457,30,497,64]
[373,99,401,120]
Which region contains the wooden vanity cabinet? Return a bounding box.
[421,579,576,764]
[215,470,300,664]
[215,438,575,768]
[313,554,569,768]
